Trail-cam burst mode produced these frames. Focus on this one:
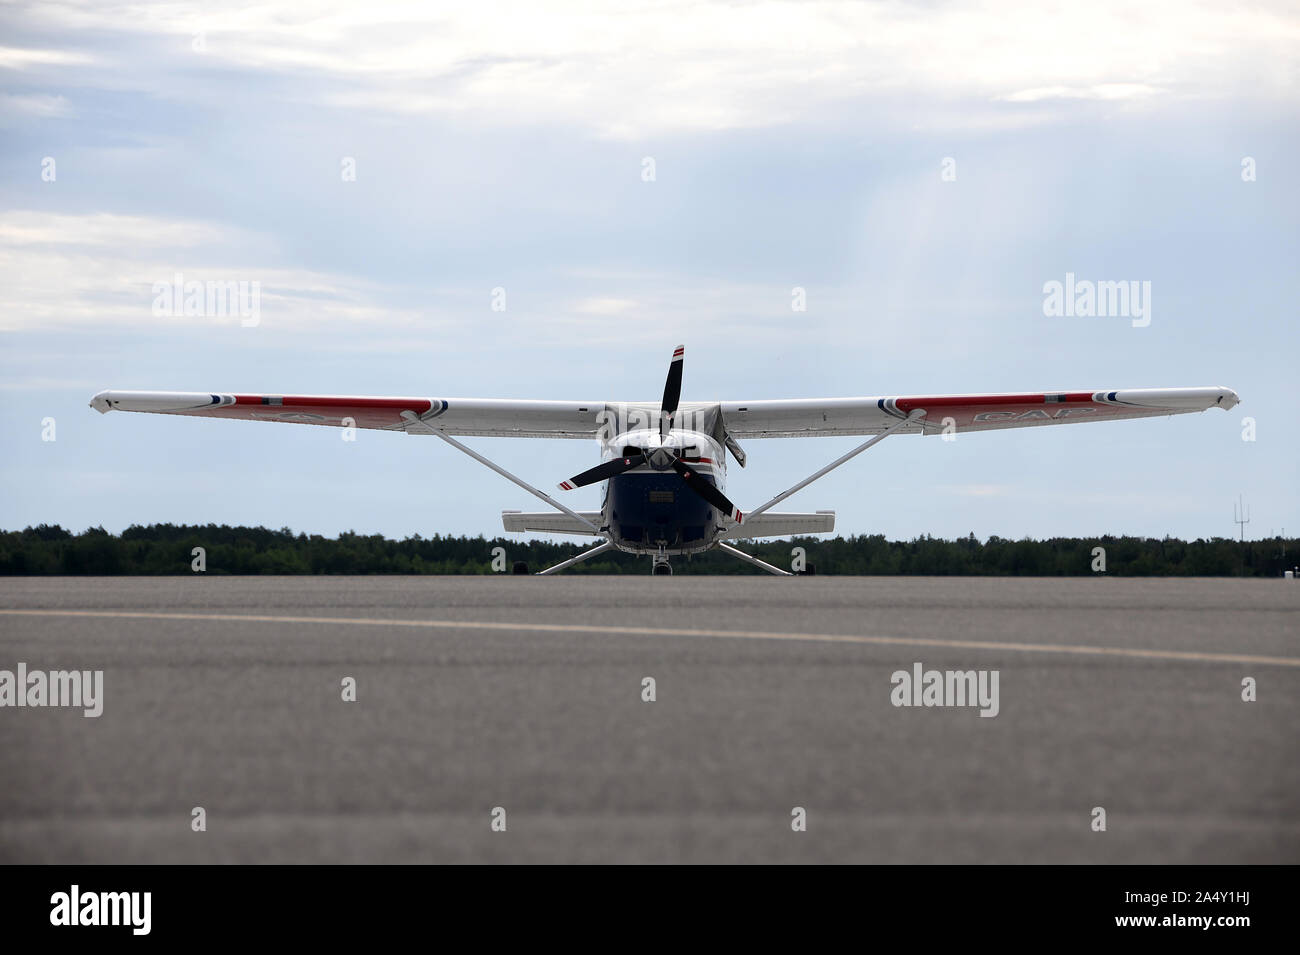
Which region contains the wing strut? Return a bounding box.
[716,542,793,576]
[400,410,602,535]
[745,409,926,520]
[536,540,617,576]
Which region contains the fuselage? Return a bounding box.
[601,428,728,555]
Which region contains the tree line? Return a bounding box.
[1,524,1295,576]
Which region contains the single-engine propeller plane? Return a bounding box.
[90,348,1239,575]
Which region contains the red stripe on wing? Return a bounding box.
[210,395,435,429]
[892,392,1108,428]
[893,392,1095,411]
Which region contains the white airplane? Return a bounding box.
[90,347,1239,576]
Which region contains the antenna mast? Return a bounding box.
[1233,495,1251,542]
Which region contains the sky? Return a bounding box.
[1,1,1297,544]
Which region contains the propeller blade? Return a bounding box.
[558,452,646,490]
[660,344,684,438]
[671,459,743,524]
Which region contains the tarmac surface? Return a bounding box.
[1,575,1297,863]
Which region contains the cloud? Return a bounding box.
[0,211,425,332]
[0,92,73,117]
[0,45,96,70]
[0,212,801,344]
[5,1,1296,137]
[0,211,230,249]
[997,84,1164,103]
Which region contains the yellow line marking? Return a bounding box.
[1,608,1296,667]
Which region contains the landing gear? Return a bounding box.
[652,554,673,576]
[512,561,530,575]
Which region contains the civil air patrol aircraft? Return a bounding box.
[90,347,1239,575]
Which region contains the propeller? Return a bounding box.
[671,459,743,524]
[557,344,743,524]
[558,452,646,490]
[660,344,684,438]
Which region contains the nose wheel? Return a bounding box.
[651,554,673,576]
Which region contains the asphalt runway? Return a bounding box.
[1,575,1297,864]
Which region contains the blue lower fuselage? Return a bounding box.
[605,471,720,553]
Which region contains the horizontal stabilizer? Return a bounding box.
[717,510,835,540]
[502,510,603,537]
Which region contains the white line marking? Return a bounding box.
[1,608,1296,667]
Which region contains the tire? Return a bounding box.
[512,561,530,575]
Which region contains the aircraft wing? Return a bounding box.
[720,387,1239,438]
[89,391,605,439]
[89,385,1240,440]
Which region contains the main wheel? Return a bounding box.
[512,561,530,575]
[652,563,673,576]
